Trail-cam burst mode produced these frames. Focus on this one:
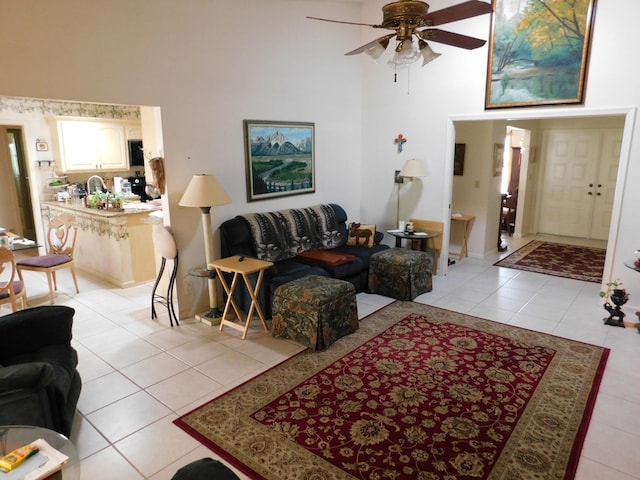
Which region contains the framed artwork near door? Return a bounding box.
[493,143,504,177]
[243,120,315,202]
[485,0,597,109]
[453,143,465,176]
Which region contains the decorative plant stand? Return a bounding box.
[603,288,629,328]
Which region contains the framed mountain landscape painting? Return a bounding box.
[243,120,315,201]
[485,0,597,109]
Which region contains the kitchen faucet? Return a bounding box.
[87,175,107,194]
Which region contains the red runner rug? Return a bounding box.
[174,302,608,480]
[494,240,605,283]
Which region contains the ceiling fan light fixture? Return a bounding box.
[388,38,419,69]
[364,38,390,61]
[418,39,441,66]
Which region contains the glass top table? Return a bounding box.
[386,229,439,250]
[0,425,79,479]
[4,232,40,251]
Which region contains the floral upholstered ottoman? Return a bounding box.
[272,275,358,351]
[368,248,433,300]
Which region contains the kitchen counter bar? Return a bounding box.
[42,200,161,217]
[41,201,160,288]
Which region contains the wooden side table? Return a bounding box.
[450,214,475,260]
[208,255,273,339]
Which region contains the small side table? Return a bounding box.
[188,265,222,326]
[387,230,439,251]
[0,425,79,479]
[624,259,640,333]
[450,214,475,260]
[208,255,273,339]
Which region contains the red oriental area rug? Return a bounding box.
[494,240,606,283]
[174,302,609,480]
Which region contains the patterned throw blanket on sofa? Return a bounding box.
[242,204,343,262]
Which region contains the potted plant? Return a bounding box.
[599,279,627,302]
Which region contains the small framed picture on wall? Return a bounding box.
[493,143,504,176]
[453,143,465,176]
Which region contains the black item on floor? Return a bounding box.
[0,306,82,437]
[171,458,240,480]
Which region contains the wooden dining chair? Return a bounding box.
[410,218,444,274]
[0,246,28,312]
[16,213,80,304]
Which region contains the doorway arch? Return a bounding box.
[442,106,636,288]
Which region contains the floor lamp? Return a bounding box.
[395,158,426,227]
[179,174,231,325]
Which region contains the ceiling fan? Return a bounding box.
[307,0,493,68]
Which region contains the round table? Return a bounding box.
[0,425,79,479]
[624,259,640,333]
[386,230,439,251]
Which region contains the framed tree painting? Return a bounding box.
[485,0,597,109]
[243,120,315,202]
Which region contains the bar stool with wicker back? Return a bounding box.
[16,213,79,304]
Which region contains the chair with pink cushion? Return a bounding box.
[17,214,79,304]
[0,246,28,312]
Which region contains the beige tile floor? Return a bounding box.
[2,233,639,479]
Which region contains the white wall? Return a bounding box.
[1,0,639,314]
[0,0,365,316]
[358,0,640,309]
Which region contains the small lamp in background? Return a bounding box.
[179,174,231,324]
[395,158,426,228]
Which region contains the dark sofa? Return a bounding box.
[220,203,389,318]
[0,306,81,437]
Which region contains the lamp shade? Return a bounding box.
[364,40,388,61]
[398,158,426,179]
[179,174,231,208]
[419,41,441,66]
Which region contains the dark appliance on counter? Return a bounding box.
[129,175,152,202]
[128,140,144,166]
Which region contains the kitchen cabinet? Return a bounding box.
[125,123,142,140]
[48,117,141,173]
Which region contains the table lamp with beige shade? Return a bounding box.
[179,174,231,324]
[395,158,426,228]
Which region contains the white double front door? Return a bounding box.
[538,129,622,240]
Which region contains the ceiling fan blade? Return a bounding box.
[306,16,381,28]
[422,0,493,26]
[420,28,486,50]
[345,33,396,56]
